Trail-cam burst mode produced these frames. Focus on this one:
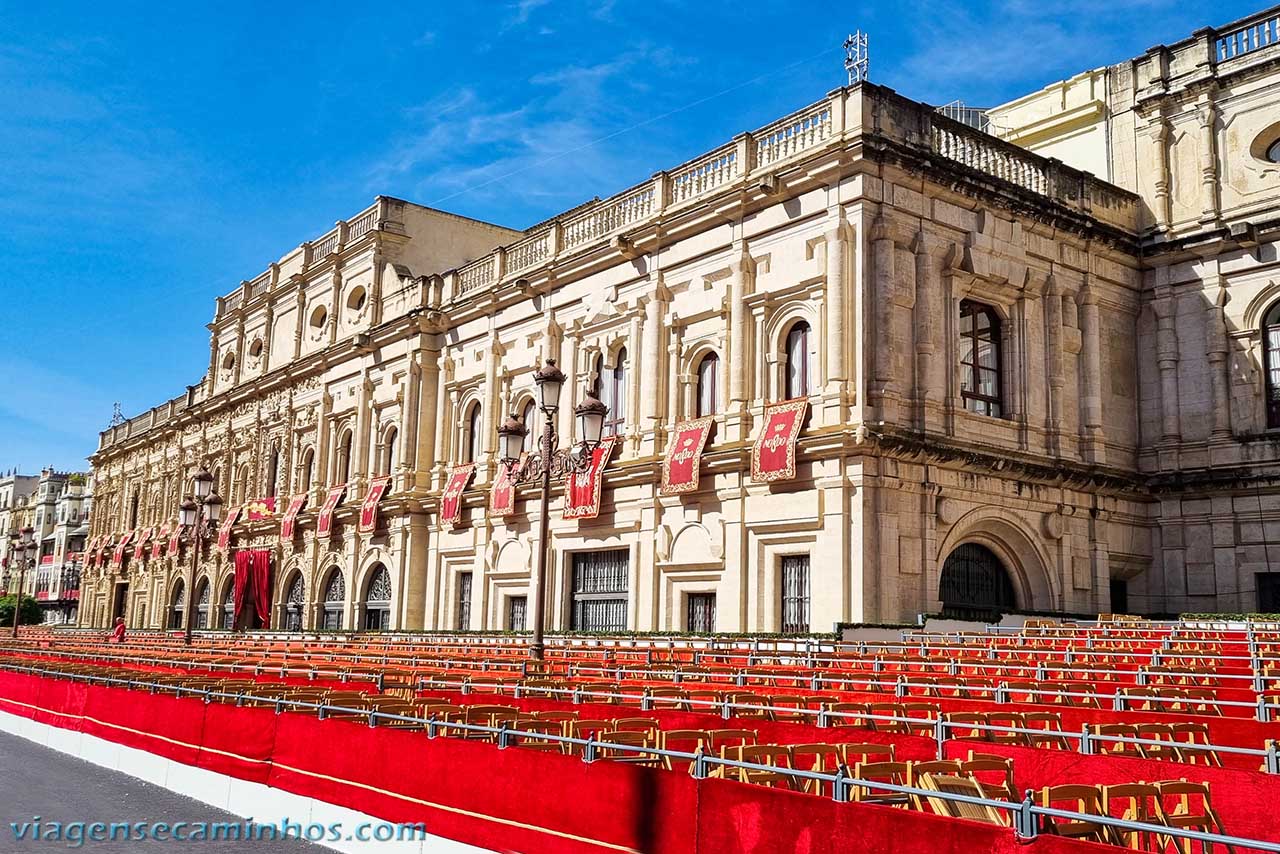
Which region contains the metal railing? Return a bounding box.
[3,662,1277,852]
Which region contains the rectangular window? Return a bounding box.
[507,596,527,632]
[1259,574,1280,613]
[1109,579,1128,615]
[959,301,1003,417]
[780,555,811,634]
[456,571,473,631]
[686,592,716,633]
[571,550,629,632]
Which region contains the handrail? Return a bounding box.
[3,661,1277,851]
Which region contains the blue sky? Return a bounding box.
[0,0,1261,472]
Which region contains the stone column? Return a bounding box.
[1044,277,1065,456]
[1206,282,1232,440]
[824,214,849,412]
[870,218,896,420]
[1196,96,1221,226]
[912,233,949,432]
[641,284,667,449]
[1148,116,1172,231]
[726,246,754,441]
[293,286,306,360]
[1078,282,1105,460]
[628,312,643,446]
[1153,290,1182,444]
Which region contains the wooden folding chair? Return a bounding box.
[722,744,794,789]
[1022,711,1070,749]
[943,712,989,740]
[1171,723,1223,767]
[959,755,1016,802]
[866,702,909,734]
[1134,723,1180,762]
[916,774,1006,825]
[790,743,845,795]
[1039,784,1114,844]
[986,711,1026,745]
[1102,782,1168,851]
[597,730,660,766]
[659,729,712,770]
[1157,780,1234,854]
[851,760,911,807]
[1092,723,1143,757]
[708,728,758,751]
[511,719,564,751]
[824,702,870,728]
[841,742,895,765]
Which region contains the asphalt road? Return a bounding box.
[0,730,323,852]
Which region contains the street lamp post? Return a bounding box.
[11,526,35,638]
[497,359,607,660]
[178,470,222,646]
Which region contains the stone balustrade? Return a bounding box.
[1215,9,1279,61]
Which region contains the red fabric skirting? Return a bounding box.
[0,670,1111,854]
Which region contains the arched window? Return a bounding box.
[266,443,282,498]
[1263,302,1280,428]
[362,564,392,631]
[595,347,628,436]
[381,427,398,475]
[321,570,345,631]
[520,400,538,454]
[194,578,210,630]
[785,321,812,399]
[299,448,315,493]
[959,300,1003,417]
[336,430,354,483]
[169,580,185,630]
[210,467,223,498]
[464,403,483,463]
[696,352,720,417]
[939,543,1015,620]
[220,581,235,630]
[235,464,252,504]
[284,573,305,632]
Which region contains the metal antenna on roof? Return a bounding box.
[844,31,869,84]
[108,403,125,428]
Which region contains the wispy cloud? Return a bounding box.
[368,46,688,221]
[502,0,551,32]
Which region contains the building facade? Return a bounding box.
[81,7,1280,631]
[1,469,88,622]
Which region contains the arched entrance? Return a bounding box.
[194,578,210,629]
[938,544,1016,620]
[362,564,392,631]
[168,579,185,630]
[283,573,305,632]
[321,569,345,631]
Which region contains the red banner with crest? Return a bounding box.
[244,497,277,521]
[167,523,182,556]
[132,527,153,561]
[216,505,242,552]
[440,464,475,529]
[751,399,808,483]
[152,524,169,560]
[660,417,715,495]
[316,486,346,540]
[564,437,617,520]
[358,476,392,534]
[279,493,308,542]
[489,455,526,518]
[110,531,134,566]
[85,537,98,567]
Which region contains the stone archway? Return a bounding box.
[935,508,1057,615]
[938,543,1015,620]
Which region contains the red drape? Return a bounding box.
[251,549,271,631]
[232,551,251,630]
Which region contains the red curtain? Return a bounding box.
[251,549,272,631]
[232,551,251,630]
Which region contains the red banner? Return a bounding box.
[244,497,277,521]
[110,531,134,566]
[40,554,54,566]
[316,485,346,540]
[95,538,109,567]
[564,437,617,520]
[358,476,392,534]
[152,524,169,560]
[216,505,242,551]
[132,527,153,561]
[751,398,808,483]
[489,454,526,518]
[440,465,475,529]
[167,523,182,556]
[279,493,308,542]
[661,417,715,495]
[85,537,97,567]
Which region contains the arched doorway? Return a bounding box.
[168,579,185,630]
[194,578,211,629]
[283,573,305,632]
[321,570,345,631]
[220,580,235,630]
[939,544,1015,620]
[362,564,392,631]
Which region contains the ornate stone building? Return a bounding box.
[82,7,1280,631]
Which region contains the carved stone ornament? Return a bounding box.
[936,497,959,526]
[1042,510,1065,540]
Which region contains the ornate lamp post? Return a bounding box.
[11,526,36,638]
[177,470,222,646]
[497,359,608,660]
